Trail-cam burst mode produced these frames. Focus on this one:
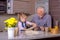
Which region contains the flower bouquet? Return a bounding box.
[4,17,17,29]
[4,17,18,39]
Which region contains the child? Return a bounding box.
[18,12,36,31]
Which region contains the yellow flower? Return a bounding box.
[4,19,10,23]
[15,20,18,23]
[5,27,8,30]
[10,17,16,21]
[4,17,18,28]
[8,25,11,27]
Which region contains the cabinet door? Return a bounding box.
[49,0,60,26]
[13,0,35,14]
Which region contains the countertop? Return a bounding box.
[0,31,60,40]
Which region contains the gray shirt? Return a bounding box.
[31,14,51,27]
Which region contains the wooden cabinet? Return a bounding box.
[7,0,35,14]
[49,0,60,27]
[13,0,35,14]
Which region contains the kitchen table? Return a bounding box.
[0,31,60,40]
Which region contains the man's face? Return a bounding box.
[37,7,45,16]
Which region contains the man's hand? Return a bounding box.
[40,27,44,31]
[45,27,49,32]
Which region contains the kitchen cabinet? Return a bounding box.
[7,0,35,14]
[49,0,60,27]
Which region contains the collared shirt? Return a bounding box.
[31,14,51,27]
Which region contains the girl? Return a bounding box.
[18,12,36,31]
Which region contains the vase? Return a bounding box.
[8,28,15,39]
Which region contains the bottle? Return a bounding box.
[55,20,59,31]
[53,20,59,34]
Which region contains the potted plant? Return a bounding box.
[4,17,18,39]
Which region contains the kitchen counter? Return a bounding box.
[0,31,60,40]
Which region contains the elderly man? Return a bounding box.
[32,7,51,32]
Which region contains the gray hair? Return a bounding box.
[36,6,45,11]
[36,6,45,13]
